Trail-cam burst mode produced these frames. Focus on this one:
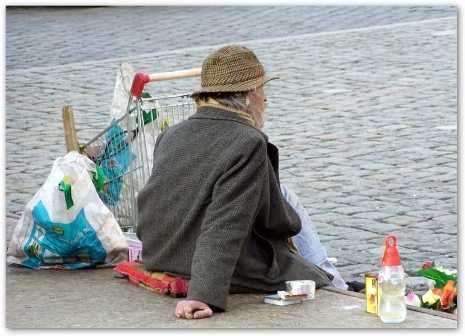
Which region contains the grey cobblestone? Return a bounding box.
[351,212,397,221]
[383,215,424,226]
[333,206,371,216]
[355,222,401,234]
[6,6,456,71]
[5,7,457,281]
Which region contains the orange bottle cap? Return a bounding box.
[382,235,401,266]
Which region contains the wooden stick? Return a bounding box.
[148,67,201,82]
[62,105,80,152]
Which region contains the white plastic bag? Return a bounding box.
[110,62,160,175]
[110,62,135,121]
[7,151,128,269]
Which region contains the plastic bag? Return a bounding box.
[7,151,128,269]
[109,63,160,170]
[110,62,135,121]
[416,266,457,289]
[95,120,136,206]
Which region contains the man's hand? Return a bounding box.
[175,299,214,319]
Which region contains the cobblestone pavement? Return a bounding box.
[5,7,457,281]
[6,6,456,70]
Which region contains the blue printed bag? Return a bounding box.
[7,152,128,269]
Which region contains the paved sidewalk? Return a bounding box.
[5,267,457,328]
[5,10,457,282]
[6,6,456,70]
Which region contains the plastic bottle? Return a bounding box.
[378,235,407,323]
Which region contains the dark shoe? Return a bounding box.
[346,280,365,293]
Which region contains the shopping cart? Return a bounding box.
[63,68,201,232]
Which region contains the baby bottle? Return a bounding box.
[378,235,407,323]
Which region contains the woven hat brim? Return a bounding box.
[192,75,279,95]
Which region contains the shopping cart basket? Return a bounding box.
[63,68,201,232]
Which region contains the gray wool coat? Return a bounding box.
[137,106,333,311]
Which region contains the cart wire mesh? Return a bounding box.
[83,93,196,232]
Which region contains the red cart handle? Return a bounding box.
[130,68,201,98]
[130,73,150,98]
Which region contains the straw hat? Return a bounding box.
[192,45,278,95]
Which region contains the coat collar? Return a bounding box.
[190,106,269,142]
[189,106,279,177]
[196,98,255,126]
